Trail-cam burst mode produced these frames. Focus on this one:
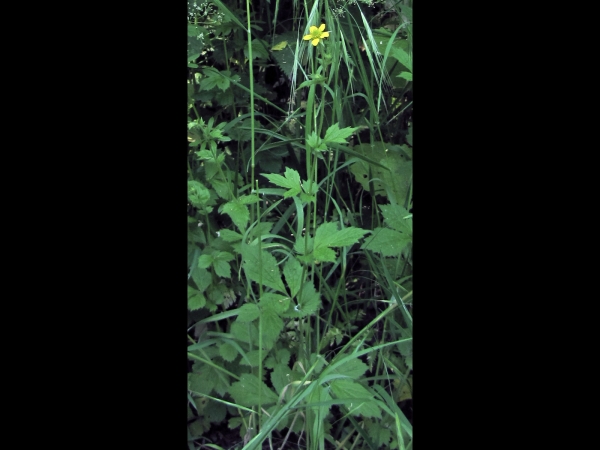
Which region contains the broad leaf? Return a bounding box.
[323,123,359,144]
[241,243,286,293]
[329,379,381,419]
[361,227,411,257]
[219,199,249,232]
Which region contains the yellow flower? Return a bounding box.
[303,24,330,46]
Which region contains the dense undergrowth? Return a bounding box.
[187,1,412,448]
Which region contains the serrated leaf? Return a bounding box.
[261,308,284,349]
[312,223,370,262]
[239,194,260,205]
[229,374,279,407]
[219,229,243,242]
[361,227,411,257]
[379,204,412,234]
[329,379,381,419]
[332,358,369,380]
[191,266,212,292]
[188,371,216,396]
[244,38,270,60]
[188,180,211,208]
[323,123,359,144]
[284,282,321,318]
[213,259,231,278]
[231,321,258,345]
[188,291,206,311]
[219,341,238,362]
[236,303,260,322]
[283,257,303,298]
[219,199,249,232]
[198,254,213,269]
[262,167,302,198]
[271,362,291,395]
[241,244,286,293]
[259,293,291,314]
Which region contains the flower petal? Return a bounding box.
[310,26,319,34]
[319,24,326,32]
[303,34,312,40]
[321,31,330,38]
[312,38,319,46]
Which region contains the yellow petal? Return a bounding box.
[312,38,319,46]
[303,34,312,40]
[309,26,319,34]
[319,24,326,32]
[321,31,330,38]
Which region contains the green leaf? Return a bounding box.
[329,379,381,419]
[219,199,249,232]
[236,303,260,322]
[191,266,212,292]
[332,358,369,380]
[198,254,213,269]
[259,293,291,315]
[262,167,302,198]
[284,282,321,318]
[244,38,270,60]
[229,374,279,407]
[390,46,412,72]
[213,259,231,279]
[188,290,206,311]
[189,370,219,396]
[379,204,412,234]
[218,229,243,242]
[239,194,260,205]
[260,308,284,349]
[231,321,258,345]
[241,243,286,293]
[218,341,238,362]
[311,222,370,262]
[271,40,288,51]
[398,71,412,81]
[188,180,211,208]
[323,123,359,144]
[361,227,411,257]
[283,257,303,298]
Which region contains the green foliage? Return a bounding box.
[188,0,413,447]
